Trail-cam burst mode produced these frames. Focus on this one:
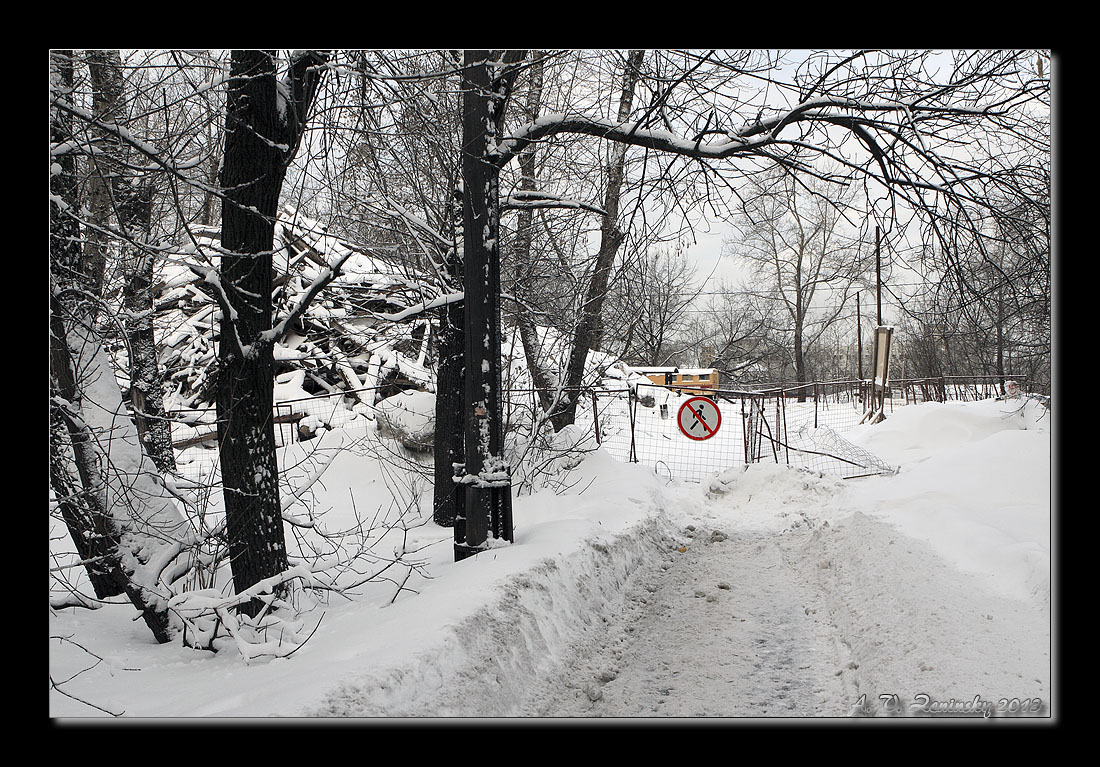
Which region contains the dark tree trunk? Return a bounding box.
[217,50,326,615]
[433,235,465,528]
[83,49,127,296]
[123,247,177,473]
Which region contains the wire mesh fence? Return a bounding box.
[594,375,1023,482]
[168,374,1024,486]
[591,383,882,482]
[887,375,1014,408]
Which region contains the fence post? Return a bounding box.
[741,396,748,465]
[628,387,638,463]
[591,390,601,446]
[782,392,790,465]
[813,383,819,429]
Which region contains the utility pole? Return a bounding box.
[862,225,892,424]
[856,291,863,382]
[875,226,883,327]
[455,51,513,561]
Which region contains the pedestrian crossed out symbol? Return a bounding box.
[677,396,722,441]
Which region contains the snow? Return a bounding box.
[49,395,1054,721]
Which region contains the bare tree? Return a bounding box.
[617,246,700,367]
[726,166,866,391]
[213,50,329,615]
[447,48,1048,526]
[50,49,1050,582]
[550,49,646,431]
[50,51,193,641]
[82,50,178,473]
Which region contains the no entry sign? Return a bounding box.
[677,396,721,441]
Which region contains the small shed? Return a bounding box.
[629,366,720,395]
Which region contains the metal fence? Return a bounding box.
[170,374,1023,485]
[592,375,1023,482]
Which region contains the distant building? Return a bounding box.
[630,366,720,396]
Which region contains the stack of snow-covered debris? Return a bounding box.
[152,207,443,444]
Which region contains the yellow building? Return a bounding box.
[634,367,720,396]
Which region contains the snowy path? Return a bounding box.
[517,500,1050,720]
[520,519,855,717]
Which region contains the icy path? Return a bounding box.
[519,519,854,717]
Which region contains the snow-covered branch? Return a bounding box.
[493,96,1005,169]
[187,263,247,359]
[502,190,608,216]
[370,291,464,322]
[266,245,360,347]
[50,98,223,194]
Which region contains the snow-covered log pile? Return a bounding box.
[152,207,442,428]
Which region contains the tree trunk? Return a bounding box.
[85,50,178,473]
[995,288,1006,395]
[512,53,559,416]
[49,51,130,602]
[794,315,807,401]
[51,298,179,643]
[83,49,126,296]
[217,50,326,614]
[552,50,644,432]
[433,229,465,528]
[49,58,187,637]
[50,308,125,600]
[123,248,177,473]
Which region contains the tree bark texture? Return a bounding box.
[82,49,127,295]
[123,251,177,473]
[50,51,127,600]
[217,50,326,614]
[433,212,465,528]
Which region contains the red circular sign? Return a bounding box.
[677,396,721,440]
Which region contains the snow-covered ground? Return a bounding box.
[49,395,1054,722]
